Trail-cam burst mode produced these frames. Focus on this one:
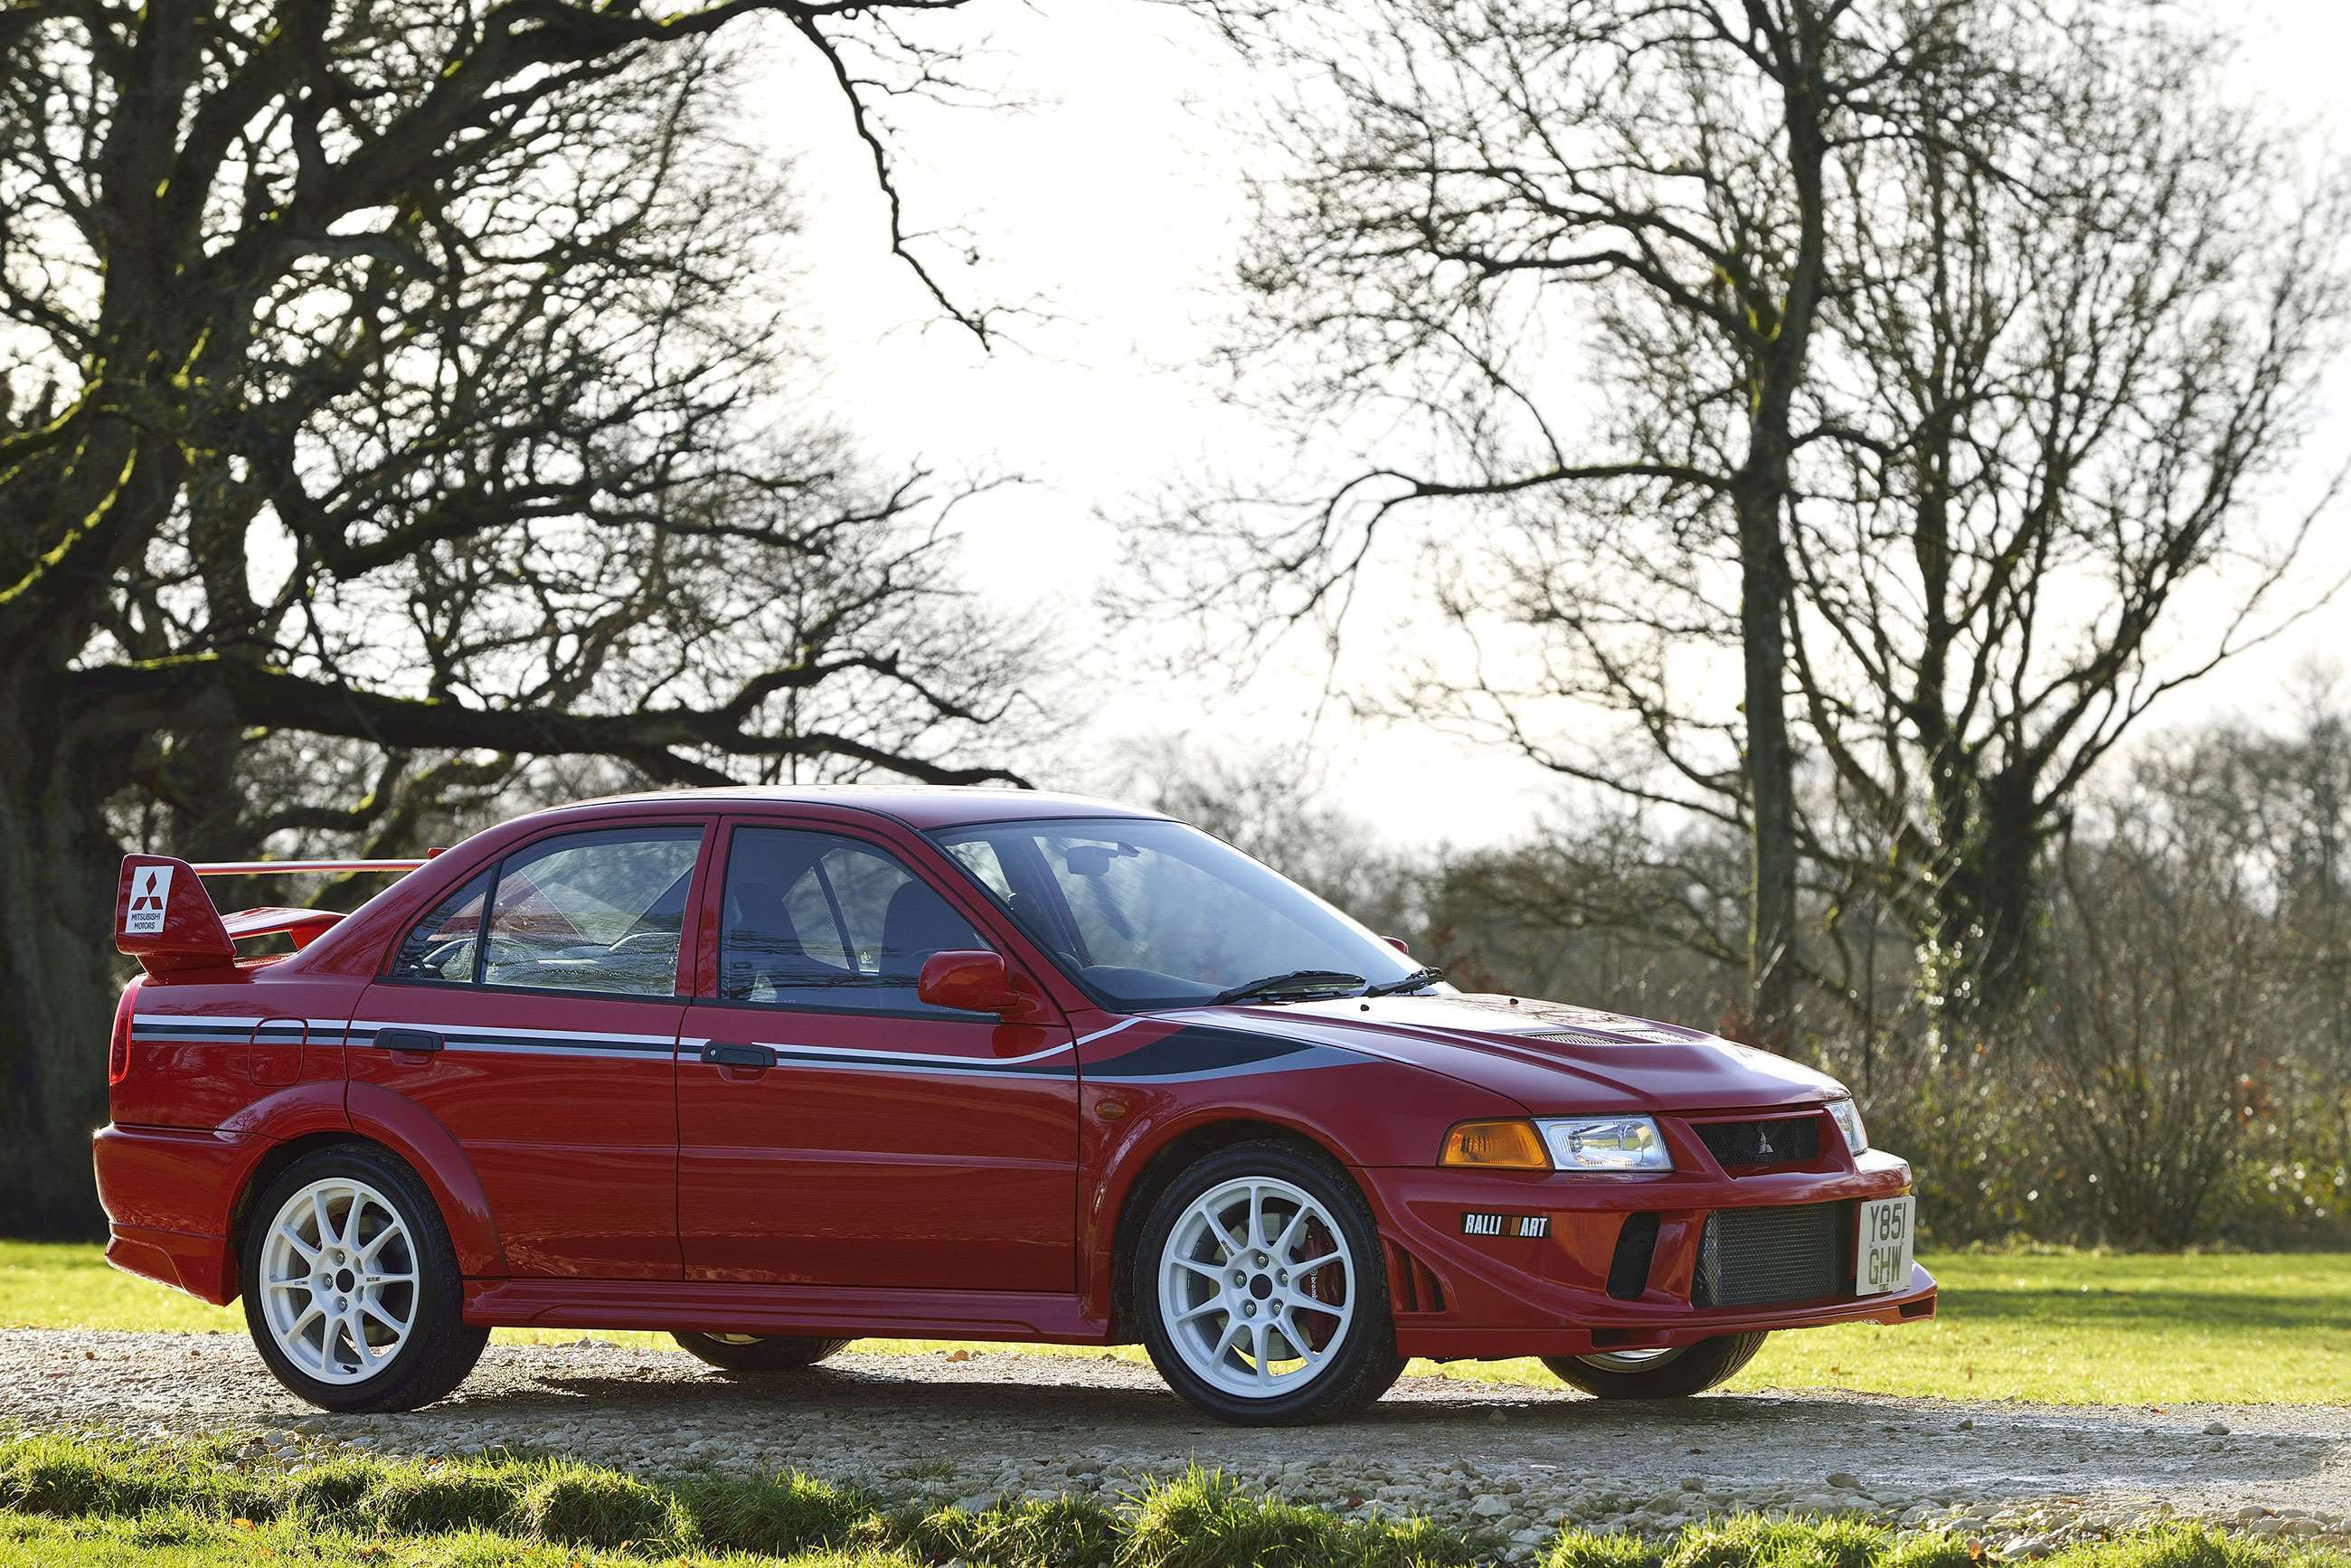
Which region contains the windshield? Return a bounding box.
[928,817,1432,1009]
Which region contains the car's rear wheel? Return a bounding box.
[1135,1139,1403,1425]
[241,1145,488,1412]
[671,1332,850,1373]
[1540,1332,1769,1398]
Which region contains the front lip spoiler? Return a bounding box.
[1572,1262,1939,1339]
[1394,1265,1939,1360]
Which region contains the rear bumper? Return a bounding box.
[1359,1148,1936,1359]
[92,1124,244,1305]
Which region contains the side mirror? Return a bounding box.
[918,949,1022,1014]
[1383,935,1412,956]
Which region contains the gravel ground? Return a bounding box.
[3,1330,2346,1558]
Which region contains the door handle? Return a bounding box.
[701,1042,775,1070]
[373,1026,443,1055]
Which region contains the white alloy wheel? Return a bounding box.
[258,1176,420,1385]
[1580,1346,1684,1372]
[1157,1176,1356,1400]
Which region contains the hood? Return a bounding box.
[1156,991,1845,1115]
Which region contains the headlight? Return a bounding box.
[1537,1115,1672,1173]
[1827,1096,1868,1156]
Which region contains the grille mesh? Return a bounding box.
[1694,1116,1820,1169]
[1692,1202,1844,1307]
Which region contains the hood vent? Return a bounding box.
[1521,1023,1699,1046]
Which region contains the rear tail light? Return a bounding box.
[108,980,139,1086]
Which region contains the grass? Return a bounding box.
[9,1242,2347,1404]
[0,1433,2346,1568]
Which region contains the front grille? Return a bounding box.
[1694,1115,1819,1169]
[1691,1202,1845,1307]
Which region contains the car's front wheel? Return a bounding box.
[671,1332,849,1373]
[1540,1332,1768,1399]
[1135,1139,1402,1425]
[240,1144,488,1412]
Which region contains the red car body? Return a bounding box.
[94,787,1933,1385]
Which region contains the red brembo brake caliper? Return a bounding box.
[1298,1215,1344,1352]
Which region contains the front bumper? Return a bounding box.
[1358,1146,1936,1359]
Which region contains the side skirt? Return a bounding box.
[463,1279,1110,1344]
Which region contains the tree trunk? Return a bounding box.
[0,666,134,1237]
[1926,764,2044,1024]
[1739,482,1799,1044]
[1969,770,2044,1012]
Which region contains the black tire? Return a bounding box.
[239,1143,488,1413]
[1133,1138,1403,1426]
[1541,1331,1769,1399]
[671,1332,850,1373]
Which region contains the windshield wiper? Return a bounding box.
[1362,966,1445,997]
[1213,969,1365,1006]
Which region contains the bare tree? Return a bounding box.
[1789,19,2351,1014]
[2037,770,2277,1247]
[1138,0,2019,1040]
[1135,0,2346,1034]
[0,0,1032,1231]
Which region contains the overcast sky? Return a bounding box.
[750,0,2351,841]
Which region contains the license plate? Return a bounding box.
[1856,1195,1915,1296]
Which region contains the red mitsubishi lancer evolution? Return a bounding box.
[94,787,1930,1423]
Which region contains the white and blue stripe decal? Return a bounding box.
[1081,1026,1364,1083]
[129,1015,1363,1082]
[129,1014,303,1044]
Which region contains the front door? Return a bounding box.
[350,820,712,1280]
[675,820,1080,1290]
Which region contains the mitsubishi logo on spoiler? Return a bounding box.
[124,864,173,936]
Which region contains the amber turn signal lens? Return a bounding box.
[1440,1119,1551,1169]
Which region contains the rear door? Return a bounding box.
[350,818,713,1280]
[675,818,1080,1290]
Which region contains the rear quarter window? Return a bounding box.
[387,872,490,983]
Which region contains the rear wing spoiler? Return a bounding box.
[116,855,434,976]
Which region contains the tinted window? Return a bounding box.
[478,827,702,996]
[388,872,490,983]
[721,828,985,1014]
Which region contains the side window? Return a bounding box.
[721,828,985,1014]
[387,872,490,983]
[478,827,703,996]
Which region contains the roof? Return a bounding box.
[571,784,1166,831]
